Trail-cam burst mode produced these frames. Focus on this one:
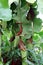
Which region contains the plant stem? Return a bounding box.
[21,50,28,65]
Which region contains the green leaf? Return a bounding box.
[14,36,19,47]
[20,22,33,39]
[33,34,40,42]
[13,4,30,23]
[0,0,9,8]
[0,0,12,21]
[21,50,27,58]
[1,21,7,29]
[26,60,35,65]
[5,62,10,65]
[33,34,41,45]
[21,0,26,7]
[39,31,43,38]
[21,50,28,65]
[33,18,42,33]
[0,8,12,21]
[40,43,43,50]
[21,23,32,38]
[27,44,33,49]
[0,61,3,65]
[37,0,43,13]
[26,0,36,4]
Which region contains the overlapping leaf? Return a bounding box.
[21,23,32,39]
[13,4,30,23]
[33,18,42,33]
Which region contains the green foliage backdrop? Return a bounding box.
[0,0,43,65]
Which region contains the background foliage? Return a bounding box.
[0,0,43,65]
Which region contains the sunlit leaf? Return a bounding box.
[0,0,12,21]
[0,61,3,65]
[0,0,9,8]
[37,0,43,14]
[26,0,36,4]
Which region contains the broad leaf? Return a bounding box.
[0,0,8,8]
[0,0,12,21]
[33,18,42,33]
[39,31,43,38]
[37,0,43,14]
[21,23,32,39]
[22,23,32,33]
[0,8,12,21]
[33,34,41,46]
[13,4,30,23]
